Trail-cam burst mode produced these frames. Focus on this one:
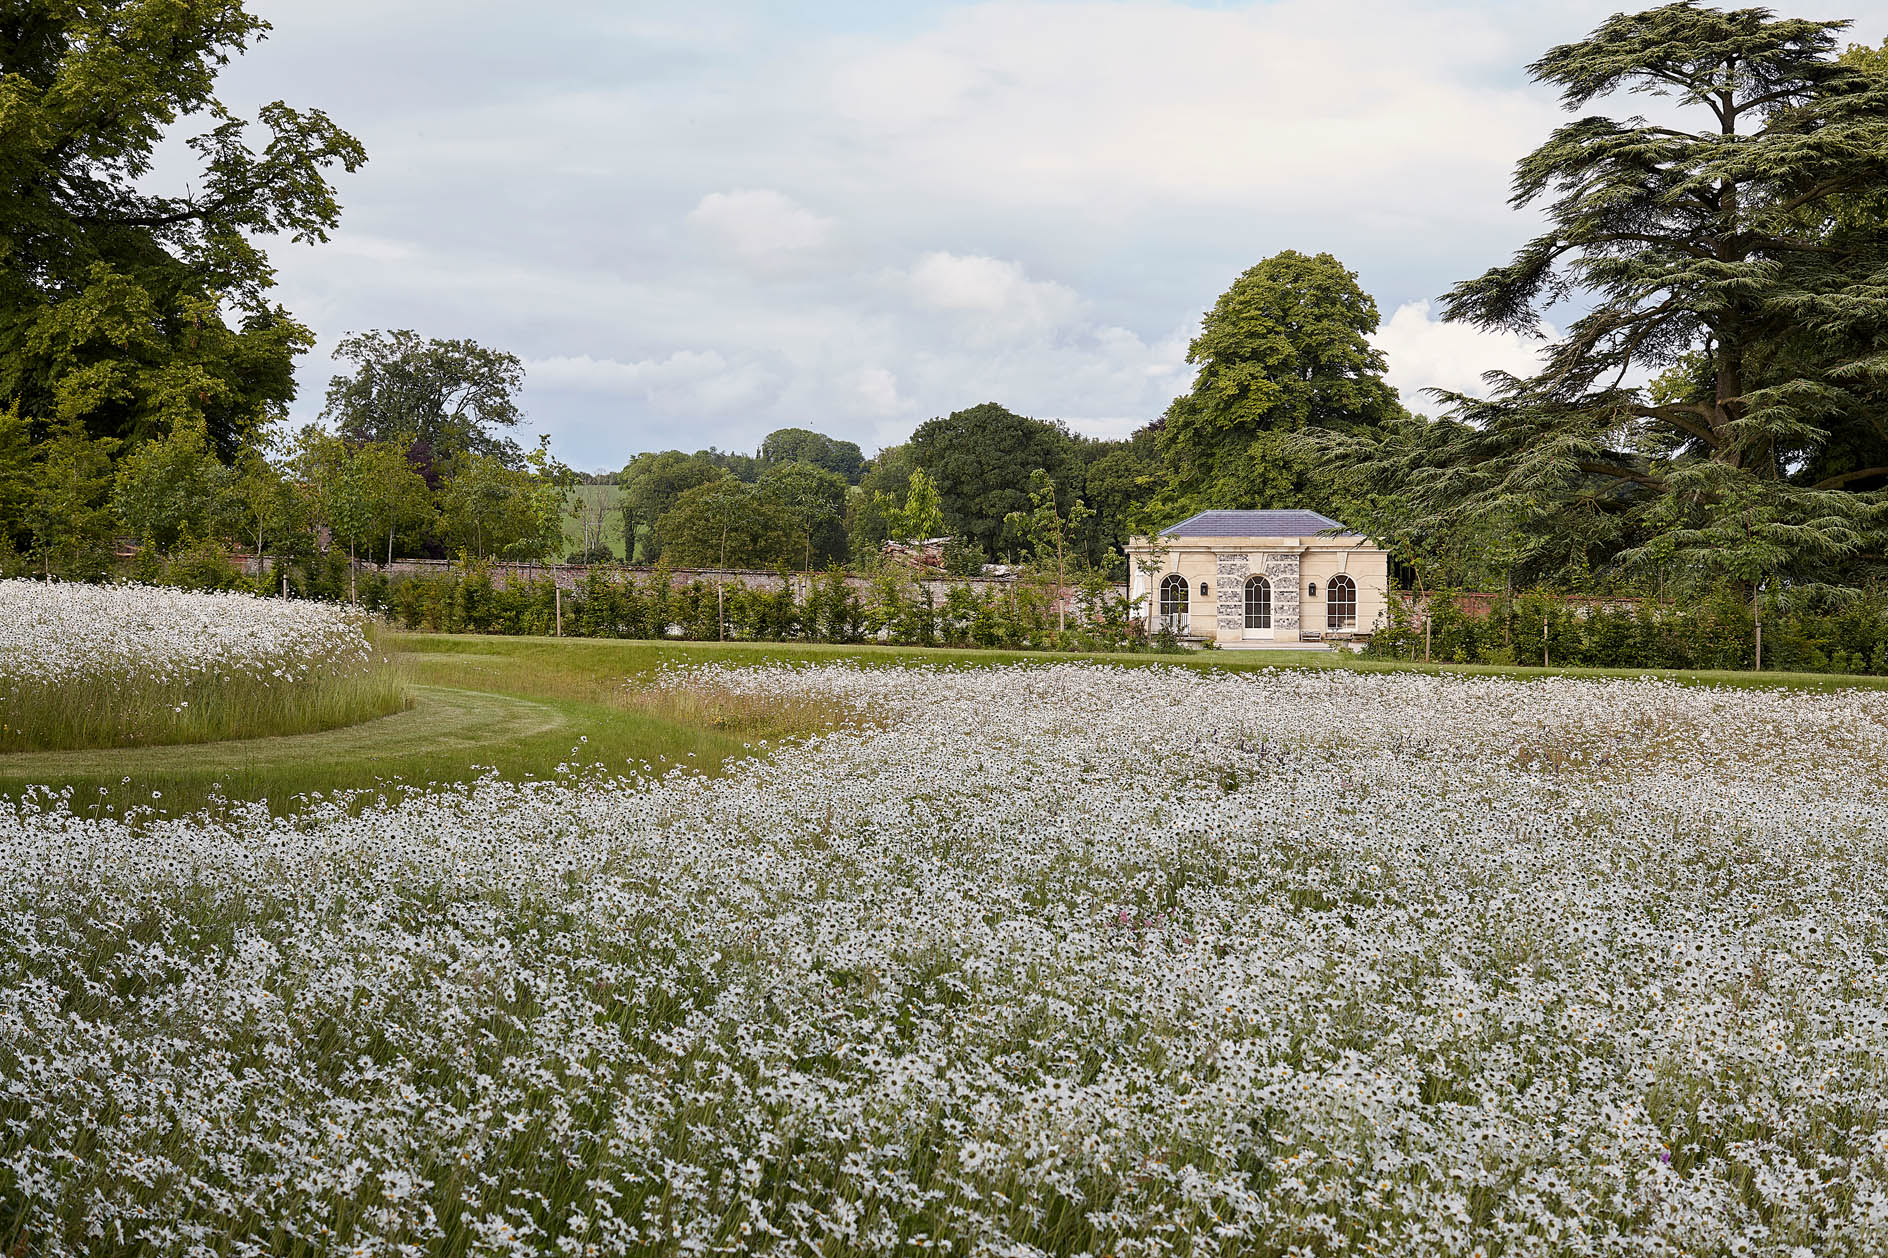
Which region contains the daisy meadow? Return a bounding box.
[2,662,1886,1256]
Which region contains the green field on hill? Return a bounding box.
[562,483,624,559]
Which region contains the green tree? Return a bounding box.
[0,405,34,557]
[880,467,944,544]
[1074,427,1160,569]
[859,444,916,500]
[1366,3,1888,588]
[345,442,433,566]
[227,445,302,574]
[619,450,727,561]
[321,331,525,476]
[111,418,234,553]
[0,1,364,456]
[760,427,867,482]
[300,434,431,596]
[1004,468,1095,632]
[437,445,567,562]
[436,455,525,560]
[29,416,117,576]
[518,438,575,561]
[288,426,349,557]
[1155,250,1402,522]
[692,445,762,482]
[908,403,1076,554]
[656,478,796,570]
[758,460,849,572]
[848,443,915,557]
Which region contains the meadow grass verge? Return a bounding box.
[8,628,1881,820]
[0,581,412,753]
[1,643,856,819]
[1,649,411,753]
[399,629,1888,692]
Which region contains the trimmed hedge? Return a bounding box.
[1368,589,1888,674]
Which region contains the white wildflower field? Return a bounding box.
[4,661,1888,1256]
[0,581,402,751]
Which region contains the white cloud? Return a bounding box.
[687,189,834,269]
[849,367,903,417]
[816,0,1553,223]
[906,252,1083,335]
[527,351,777,416]
[1372,300,1552,411]
[217,0,1849,465]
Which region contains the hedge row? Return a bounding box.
[1369,589,1888,674]
[358,564,1162,654]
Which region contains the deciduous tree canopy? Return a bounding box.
[0,0,364,456]
[908,403,1077,555]
[619,450,730,562]
[321,331,525,476]
[759,427,866,484]
[757,460,849,570]
[1155,250,1403,524]
[656,478,797,570]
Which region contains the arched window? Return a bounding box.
[1327,573,1357,630]
[1244,575,1271,629]
[1158,574,1189,631]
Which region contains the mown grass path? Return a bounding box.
[0,684,565,780]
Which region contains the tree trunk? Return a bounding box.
[1503,572,1512,649]
[1055,535,1066,633]
[1753,582,1763,671]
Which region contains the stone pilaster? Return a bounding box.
[1263,552,1302,635]
[1215,552,1248,636]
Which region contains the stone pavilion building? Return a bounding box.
[1123,510,1389,648]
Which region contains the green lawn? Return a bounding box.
[6,631,1882,820]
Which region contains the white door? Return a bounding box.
[1242,576,1273,640]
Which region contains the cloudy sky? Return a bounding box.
[224,0,1888,470]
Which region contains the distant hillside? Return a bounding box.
[563,483,624,559]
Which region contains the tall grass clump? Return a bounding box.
[626,664,876,740]
[0,581,408,752]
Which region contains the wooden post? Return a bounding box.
[1543,619,1550,669]
[1423,605,1432,663]
[555,584,563,638]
